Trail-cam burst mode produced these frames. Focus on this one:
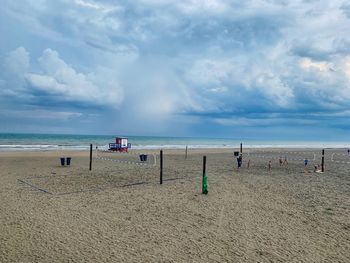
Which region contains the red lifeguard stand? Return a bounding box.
[109,137,131,152]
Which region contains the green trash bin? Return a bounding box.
[202,175,208,195]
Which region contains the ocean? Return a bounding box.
[0,133,348,151]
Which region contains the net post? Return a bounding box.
[89,144,92,171]
[160,150,163,184]
[240,142,243,166]
[321,149,325,172]
[202,155,206,178]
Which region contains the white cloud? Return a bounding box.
[1,47,123,108]
[28,48,123,107]
[344,57,350,77]
[300,58,332,72]
[254,72,294,107]
[176,0,231,14]
[3,47,30,76]
[0,47,30,97]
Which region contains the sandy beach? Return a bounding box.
[0,148,349,262]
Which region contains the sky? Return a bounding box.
[0,0,350,140]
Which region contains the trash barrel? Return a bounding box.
[139,154,147,162]
[60,157,65,166]
[66,157,71,166]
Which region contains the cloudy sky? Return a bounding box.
[1,0,350,140]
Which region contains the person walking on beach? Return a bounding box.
[304,159,309,173]
[279,156,283,166]
[283,156,288,165]
[247,159,251,169]
[237,155,242,170]
[268,160,272,171]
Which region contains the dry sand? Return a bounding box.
[0,148,349,262]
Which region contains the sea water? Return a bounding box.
[0,133,348,151]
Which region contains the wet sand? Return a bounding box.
[0,148,349,262]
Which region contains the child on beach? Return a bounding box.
[314,164,323,173]
[268,160,272,171]
[279,157,283,166]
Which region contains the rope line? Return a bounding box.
[331,153,350,163]
[248,151,349,164]
[332,160,350,164]
[95,151,157,167]
[248,152,316,155]
[248,153,316,161]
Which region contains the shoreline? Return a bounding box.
[0,147,348,158]
[0,144,349,152]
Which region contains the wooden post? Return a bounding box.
[202,155,206,178]
[160,150,163,184]
[185,145,188,160]
[89,144,92,171]
[321,149,325,172]
[240,143,243,155]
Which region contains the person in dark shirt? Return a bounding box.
[237,155,242,169]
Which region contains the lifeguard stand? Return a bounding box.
[109,137,131,152]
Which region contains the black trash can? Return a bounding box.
[139,154,148,162]
[66,157,71,166]
[60,157,65,166]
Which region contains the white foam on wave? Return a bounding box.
[0,142,349,151]
[0,144,90,151]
